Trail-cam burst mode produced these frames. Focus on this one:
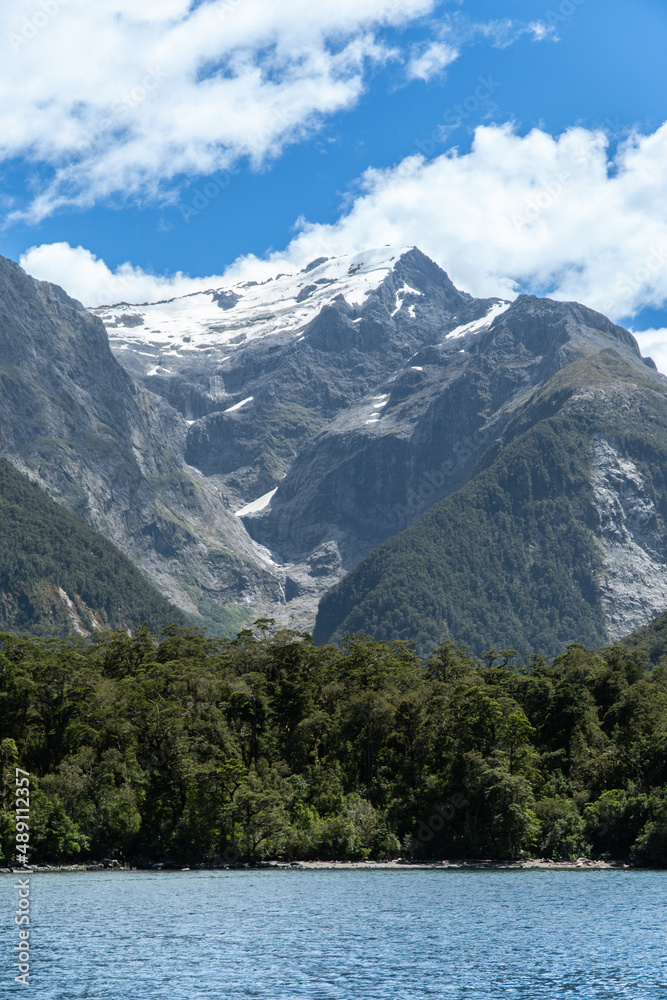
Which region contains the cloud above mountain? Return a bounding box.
[1,0,558,225]
[1,0,437,222]
[277,122,667,322]
[23,121,667,322]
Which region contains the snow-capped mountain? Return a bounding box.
[95,247,415,372]
[88,245,509,628]
[4,244,666,651]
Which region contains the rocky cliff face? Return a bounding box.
[313,347,667,655]
[93,247,505,627]
[7,244,667,648]
[0,254,281,629]
[245,295,643,564]
[591,435,667,639]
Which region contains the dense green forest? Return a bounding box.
[0,457,189,635]
[2,621,667,866]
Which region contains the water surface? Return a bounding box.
[2,869,665,998]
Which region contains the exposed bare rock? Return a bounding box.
[591,438,667,639]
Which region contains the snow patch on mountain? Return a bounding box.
[94,247,413,370]
[225,396,254,413]
[391,282,423,317]
[236,488,278,517]
[446,301,511,340]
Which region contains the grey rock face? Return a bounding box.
[591,437,667,639]
[0,254,281,623]
[245,292,647,571]
[8,244,667,644]
[92,248,665,638]
[95,247,506,626]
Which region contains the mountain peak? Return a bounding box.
[92,245,419,361]
[4,242,667,648]
[502,293,644,362]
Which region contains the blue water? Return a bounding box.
[1,869,666,998]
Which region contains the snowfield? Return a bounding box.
[93,247,414,371]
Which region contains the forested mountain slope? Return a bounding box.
[314,349,667,656]
[0,253,280,634]
[0,457,187,635]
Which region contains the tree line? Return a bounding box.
[1,622,667,866]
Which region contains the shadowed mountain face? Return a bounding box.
[92,246,506,625]
[245,295,647,568]
[4,247,667,649]
[313,349,667,656]
[0,456,188,636]
[0,254,281,634]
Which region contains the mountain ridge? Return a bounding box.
[314,347,667,655]
[0,252,282,634]
[6,245,667,648]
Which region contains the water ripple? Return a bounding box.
[1,870,666,999]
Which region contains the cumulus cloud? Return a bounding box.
[20,122,667,372]
[19,242,226,306]
[1,0,435,222]
[270,123,667,321]
[0,1,560,223]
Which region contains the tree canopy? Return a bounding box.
[3,623,667,866]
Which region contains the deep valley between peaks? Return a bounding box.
[2,245,667,654]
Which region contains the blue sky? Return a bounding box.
[2,0,667,357]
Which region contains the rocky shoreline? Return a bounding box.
[0,858,637,874]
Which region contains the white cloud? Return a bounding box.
[1,0,435,222]
[21,121,667,377]
[473,18,556,47]
[0,2,560,223]
[19,242,227,305]
[265,122,667,322]
[407,41,459,82]
[529,22,554,42]
[632,330,667,378]
[404,15,554,83]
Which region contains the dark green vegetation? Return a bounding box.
[0,458,188,636]
[315,351,667,656]
[624,607,667,667]
[3,622,667,866]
